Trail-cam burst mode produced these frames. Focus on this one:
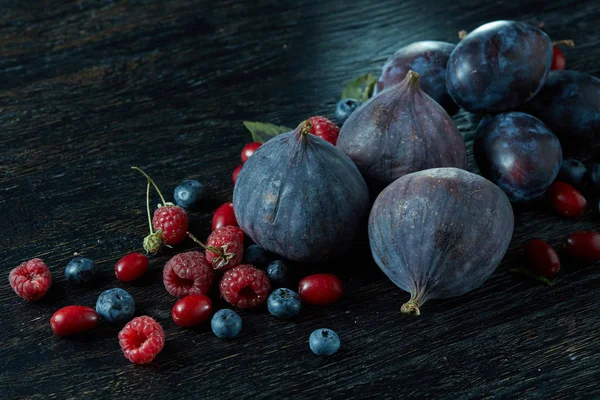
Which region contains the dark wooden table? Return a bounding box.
[1,0,599,398]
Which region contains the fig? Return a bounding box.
[337,71,467,192]
[369,168,514,315]
[474,112,562,203]
[520,70,600,143]
[446,20,553,113]
[375,41,458,115]
[233,120,370,263]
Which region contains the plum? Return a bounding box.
[233,120,370,263]
[446,20,553,113]
[337,71,467,192]
[520,70,600,143]
[369,168,514,315]
[375,41,458,114]
[474,112,562,202]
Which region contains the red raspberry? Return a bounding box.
[118,316,165,364]
[9,258,52,301]
[219,264,271,309]
[205,226,244,270]
[309,116,340,145]
[163,251,214,298]
[153,204,188,246]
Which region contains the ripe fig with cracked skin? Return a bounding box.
[446,20,552,113]
[337,71,467,192]
[369,168,514,315]
[233,120,370,263]
[376,41,458,115]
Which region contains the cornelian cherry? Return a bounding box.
[524,239,560,277]
[212,202,238,231]
[50,306,98,336]
[241,142,262,163]
[172,295,213,327]
[564,231,600,262]
[232,165,243,184]
[547,181,587,217]
[115,253,149,282]
[298,274,343,305]
[551,46,566,70]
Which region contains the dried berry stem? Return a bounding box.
[131,166,167,206]
[187,232,223,256]
[552,39,575,48]
[145,182,153,234]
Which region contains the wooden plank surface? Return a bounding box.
[1,0,599,398]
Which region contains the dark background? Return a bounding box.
[1,0,599,399]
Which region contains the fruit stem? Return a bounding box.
[186,232,223,256]
[298,119,312,137]
[131,166,167,206]
[552,39,575,48]
[405,70,420,89]
[146,182,153,234]
[458,30,468,40]
[401,299,421,316]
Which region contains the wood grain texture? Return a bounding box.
[1,0,600,398]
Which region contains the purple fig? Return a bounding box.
[233,120,370,263]
[369,168,514,315]
[337,71,467,192]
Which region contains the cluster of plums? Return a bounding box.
[234,20,599,315]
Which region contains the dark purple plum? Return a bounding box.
[337,71,467,192]
[369,168,514,315]
[520,70,600,143]
[376,41,458,114]
[446,21,552,113]
[474,112,562,202]
[233,120,370,263]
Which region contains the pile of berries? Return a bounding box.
[9,166,344,364]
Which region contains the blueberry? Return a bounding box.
[335,98,362,125]
[242,245,274,268]
[588,164,600,195]
[173,180,206,209]
[557,159,587,188]
[309,328,340,356]
[267,288,301,319]
[265,260,289,287]
[95,288,135,323]
[64,257,98,284]
[211,309,242,338]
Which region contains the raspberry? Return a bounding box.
[309,116,340,145]
[118,316,165,364]
[9,258,52,301]
[163,251,214,298]
[219,264,271,309]
[197,226,244,270]
[152,204,188,246]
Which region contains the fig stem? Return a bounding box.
[131,166,167,206]
[298,119,313,137]
[458,30,468,40]
[405,70,420,89]
[552,39,575,48]
[401,299,421,316]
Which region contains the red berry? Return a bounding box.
[298,274,343,305]
[163,251,214,298]
[309,116,340,145]
[564,231,600,262]
[9,258,52,301]
[232,165,243,184]
[204,226,244,270]
[241,142,262,163]
[115,253,148,282]
[212,202,238,231]
[524,239,560,277]
[551,46,566,70]
[547,181,587,217]
[118,316,165,364]
[153,205,188,246]
[172,295,213,327]
[219,265,271,309]
[50,306,98,336]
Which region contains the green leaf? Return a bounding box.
[242,121,292,143]
[341,73,377,102]
[509,268,554,286]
